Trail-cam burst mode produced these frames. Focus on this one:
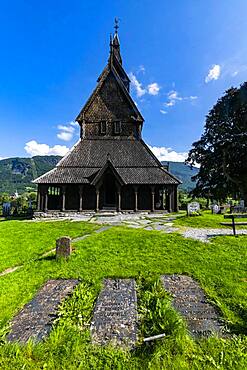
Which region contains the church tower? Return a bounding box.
[76,23,143,141]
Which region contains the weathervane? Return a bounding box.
[114,17,119,33]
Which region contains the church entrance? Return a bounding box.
[103,172,116,208]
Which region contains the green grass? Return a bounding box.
[174,210,247,229]
[0,220,99,272]
[0,223,247,369]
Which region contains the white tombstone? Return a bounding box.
[212,204,219,214]
[187,202,200,215]
[239,200,245,208]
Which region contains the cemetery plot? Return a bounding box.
[161,275,225,338]
[90,279,138,347]
[7,279,79,343]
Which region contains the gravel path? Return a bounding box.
[182,227,247,242]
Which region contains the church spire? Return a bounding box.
[110,18,122,65]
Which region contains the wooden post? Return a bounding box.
[44,190,48,212]
[231,215,236,236]
[62,186,66,212]
[151,186,155,212]
[79,185,83,212]
[160,188,164,210]
[96,188,100,212]
[134,186,138,212]
[174,186,178,212]
[166,187,172,213]
[40,194,44,211]
[37,188,41,211]
[170,187,175,212]
[117,190,121,212]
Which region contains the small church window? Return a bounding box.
[100,120,107,135]
[114,120,121,134]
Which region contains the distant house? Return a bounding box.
[34,27,181,212]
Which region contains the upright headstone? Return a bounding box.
[187,202,200,215]
[212,204,219,214]
[239,200,245,212]
[2,202,11,216]
[56,237,72,259]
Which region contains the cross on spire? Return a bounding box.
[114,17,119,34]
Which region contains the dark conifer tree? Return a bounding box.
[187,82,247,202]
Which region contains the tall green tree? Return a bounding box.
[187,82,247,202]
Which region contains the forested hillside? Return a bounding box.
[162,161,198,191]
[0,156,198,194]
[0,156,61,194]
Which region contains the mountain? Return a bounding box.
[0,156,61,194]
[0,156,198,194]
[162,161,198,191]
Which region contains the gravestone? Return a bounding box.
[212,204,219,214]
[90,279,138,348]
[161,275,225,338]
[2,202,11,216]
[187,202,200,215]
[56,236,72,259]
[7,279,78,343]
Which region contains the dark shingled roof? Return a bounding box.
[34,139,181,185]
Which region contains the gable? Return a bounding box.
[84,71,138,121]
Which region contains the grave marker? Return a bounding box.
[7,279,78,343]
[161,275,225,338]
[212,204,219,214]
[56,236,72,259]
[187,202,200,215]
[90,279,138,347]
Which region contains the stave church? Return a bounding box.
[34,25,181,213]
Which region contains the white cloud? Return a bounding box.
[148,82,160,96]
[129,72,146,97]
[205,64,221,83]
[57,121,77,141]
[25,140,69,156]
[165,100,175,107]
[137,65,145,74]
[160,109,167,114]
[149,145,188,162]
[57,125,74,133]
[129,72,161,98]
[57,131,73,141]
[0,157,6,161]
[69,121,78,127]
[164,90,197,107]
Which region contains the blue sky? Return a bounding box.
[1,0,247,161]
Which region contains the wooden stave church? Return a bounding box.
[34,28,181,213]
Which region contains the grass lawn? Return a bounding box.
[174,210,247,229]
[0,220,99,272]
[0,222,246,369]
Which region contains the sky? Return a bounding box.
[1,0,247,162]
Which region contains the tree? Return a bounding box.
[187,82,247,203]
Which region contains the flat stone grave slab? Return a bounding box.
[90,279,138,347]
[7,279,79,343]
[161,275,225,338]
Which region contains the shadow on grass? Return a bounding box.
[0,216,33,222]
[37,255,56,262]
